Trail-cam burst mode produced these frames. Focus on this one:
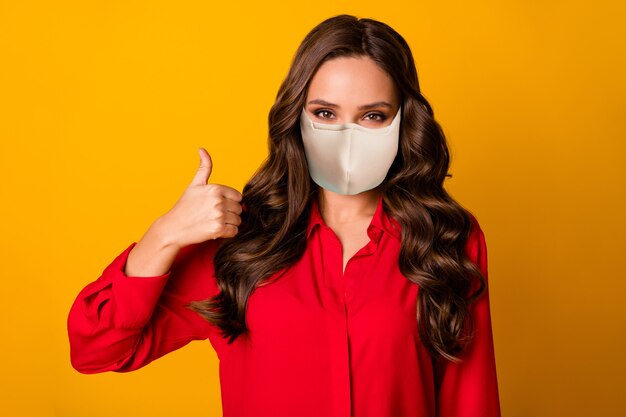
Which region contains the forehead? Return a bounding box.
[306,56,398,106]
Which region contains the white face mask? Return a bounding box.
[299,106,401,195]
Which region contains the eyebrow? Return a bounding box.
[306,99,393,110]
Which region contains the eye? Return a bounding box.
[313,109,335,119]
[364,113,387,122]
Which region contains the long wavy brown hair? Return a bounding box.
[188,14,486,363]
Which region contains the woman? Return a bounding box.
[67,14,501,417]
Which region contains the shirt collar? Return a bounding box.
[306,194,402,243]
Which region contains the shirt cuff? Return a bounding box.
[107,242,171,329]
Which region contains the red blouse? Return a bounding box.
[67,194,501,417]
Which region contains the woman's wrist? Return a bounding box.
[149,215,181,251]
[124,217,181,278]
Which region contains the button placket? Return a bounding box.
[324,225,353,417]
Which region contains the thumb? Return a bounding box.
[191,147,213,185]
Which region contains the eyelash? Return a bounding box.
[313,109,387,122]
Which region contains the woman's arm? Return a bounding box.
[66,237,224,374]
[433,216,502,417]
[67,148,243,374]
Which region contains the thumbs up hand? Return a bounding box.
[157,148,243,249]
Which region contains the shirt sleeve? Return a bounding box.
[433,215,502,417]
[67,238,225,374]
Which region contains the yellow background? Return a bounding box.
[1,1,624,416]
